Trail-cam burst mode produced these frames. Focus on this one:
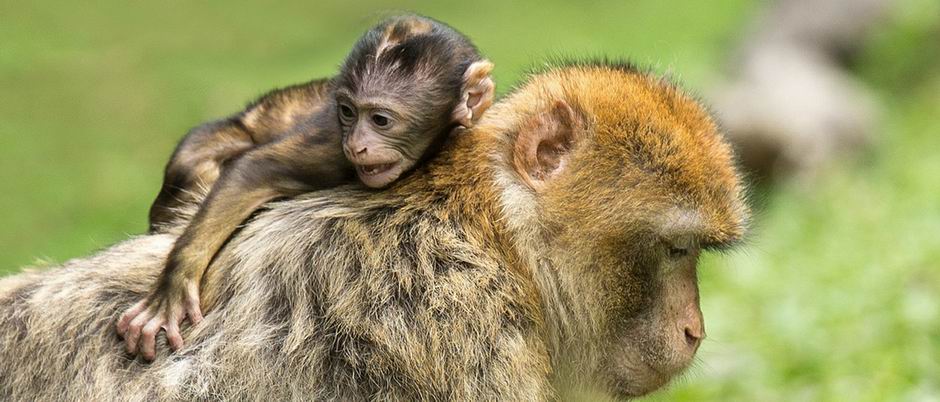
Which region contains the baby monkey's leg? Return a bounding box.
[118,132,352,361]
[148,119,256,232]
[148,78,333,233]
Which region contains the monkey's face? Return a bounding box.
[539,130,743,398]
[502,66,748,398]
[591,223,710,398]
[544,140,743,398]
[336,94,441,188]
[545,203,716,398]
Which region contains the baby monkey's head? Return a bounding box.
[335,15,494,188]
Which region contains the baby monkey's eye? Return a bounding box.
[339,104,355,119]
[371,114,390,127]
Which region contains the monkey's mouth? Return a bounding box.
[356,162,396,177]
[354,161,405,188]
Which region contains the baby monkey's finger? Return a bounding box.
[139,317,164,361]
[184,284,204,325]
[164,321,184,352]
[116,299,146,336]
[124,308,154,355]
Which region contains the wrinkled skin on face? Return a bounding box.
[598,235,707,397]
[546,209,714,398]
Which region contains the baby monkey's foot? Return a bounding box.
[116,281,203,361]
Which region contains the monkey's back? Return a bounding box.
[0,186,549,401]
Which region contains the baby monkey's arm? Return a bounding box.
[118,129,354,361]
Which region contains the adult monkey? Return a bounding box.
[0,62,748,400]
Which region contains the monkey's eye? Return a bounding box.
[339,104,356,119]
[371,114,390,127]
[668,247,689,258]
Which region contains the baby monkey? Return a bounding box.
[116,15,495,360]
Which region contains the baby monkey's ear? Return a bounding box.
[453,60,495,128]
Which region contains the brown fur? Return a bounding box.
[0,62,747,400]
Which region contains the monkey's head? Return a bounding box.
[495,63,749,398]
[335,15,494,188]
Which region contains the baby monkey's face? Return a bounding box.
[334,59,494,188]
[337,94,443,188]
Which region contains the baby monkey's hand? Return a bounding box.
[116,279,203,361]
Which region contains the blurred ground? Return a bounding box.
[1,0,938,400]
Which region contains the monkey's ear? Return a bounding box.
[512,100,583,190]
[453,60,495,128]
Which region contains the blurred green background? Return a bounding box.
[1,0,938,400]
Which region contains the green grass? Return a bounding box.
[1,1,937,400]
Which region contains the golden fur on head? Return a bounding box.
[0,61,747,400]
[492,61,747,243]
[374,15,434,57]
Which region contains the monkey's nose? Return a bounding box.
[678,306,705,352]
[684,326,703,349]
[355,147,368,155]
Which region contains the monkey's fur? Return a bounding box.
[0,63,748,400]
[124,15,495,360]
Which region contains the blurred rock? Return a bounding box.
[713,0,893,182]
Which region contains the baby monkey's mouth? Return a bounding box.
[356,162,396,176]
[353,158,408,188]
